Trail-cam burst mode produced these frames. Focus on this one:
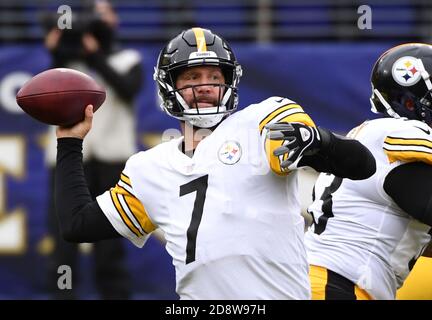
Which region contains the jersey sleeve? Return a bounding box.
[257,97,316,175]
[383,122,432,165]
[96,162,157,248]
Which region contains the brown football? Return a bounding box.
[16,68,106,126]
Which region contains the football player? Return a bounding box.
[53,27,375,299]
[305,43,432,300]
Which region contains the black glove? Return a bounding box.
[265,122,323,170]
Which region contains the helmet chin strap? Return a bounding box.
[184,112,226,128]
[173,87,233,128]
[182,104,228,128]
[417,58,432,91]
[371,88,401,118]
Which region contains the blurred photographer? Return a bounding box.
[43,0,143,299]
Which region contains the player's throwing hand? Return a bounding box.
[56,105,94,140]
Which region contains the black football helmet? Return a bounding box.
[153,27,242,128]
[370,43,432,126]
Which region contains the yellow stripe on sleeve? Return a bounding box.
[115,185,157,234]
[264,138,288,176]
[384,149,432,165]
[277,113,316,127]
[120,173,132,188]
[384,136,432,164]
[259,104,301,133]
[385,137,432,149]
[192,27,207,52]
[262,110,315,175]
[110,189,143,237]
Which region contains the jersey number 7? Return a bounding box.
[180,175,208,264]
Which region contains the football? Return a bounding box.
[16,68,106,126]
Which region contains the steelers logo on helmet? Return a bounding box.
[218,140,242,165]
[391,56,422,87]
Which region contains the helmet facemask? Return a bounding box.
[155,59,241,128]
[175,83,232,128]
[154,28,242,129]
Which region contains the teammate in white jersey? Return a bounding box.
[305,43,432,300]
[53,27,375,299]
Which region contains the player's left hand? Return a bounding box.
[265,122,322,170]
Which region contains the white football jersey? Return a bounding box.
[97,96,314,299]
[305,117,432,300]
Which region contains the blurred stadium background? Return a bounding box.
[0,0,431,299]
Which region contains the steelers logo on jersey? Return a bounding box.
[218,140,242,165]
[391,56,422,86]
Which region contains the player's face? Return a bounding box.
[176,66,226,109]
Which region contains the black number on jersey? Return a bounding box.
[312,175,343,235]
[180,175,209,264]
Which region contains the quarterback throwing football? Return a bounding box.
[54,27,375,299]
